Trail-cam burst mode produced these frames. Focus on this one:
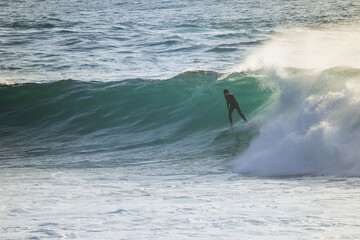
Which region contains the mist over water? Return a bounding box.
[1,0,360,239]
[232,22,360,72]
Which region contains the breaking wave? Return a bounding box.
[229,22,360,177]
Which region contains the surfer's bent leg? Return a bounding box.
[235,105,247,122]
[228,107,234,126]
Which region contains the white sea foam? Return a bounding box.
[230,23,360,176]
[2,168,360,239]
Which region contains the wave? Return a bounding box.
[229,23,360,177]
[0,71,274,165]
[2,19,78,30]
[3,21,360,175]
[207,47,239,53]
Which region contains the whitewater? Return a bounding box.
[230,23,360,177]
[1,0,360,239]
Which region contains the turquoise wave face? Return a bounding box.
[0,71,275,167]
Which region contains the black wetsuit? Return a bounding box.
[225,93,247,125]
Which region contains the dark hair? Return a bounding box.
[223,89,229,94]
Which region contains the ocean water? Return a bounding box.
[1,0,360,239]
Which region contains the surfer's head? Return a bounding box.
[223,89,229,95]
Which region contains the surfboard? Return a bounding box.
[214,122,251,140]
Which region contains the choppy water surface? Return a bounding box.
[1,0,359,82]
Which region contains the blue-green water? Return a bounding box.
[1,0,360,239]
[0,71,273,169]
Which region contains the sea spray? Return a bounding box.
[230,24,360,177]
[230,22,360,74]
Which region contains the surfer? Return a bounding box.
[223,89,247,127]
